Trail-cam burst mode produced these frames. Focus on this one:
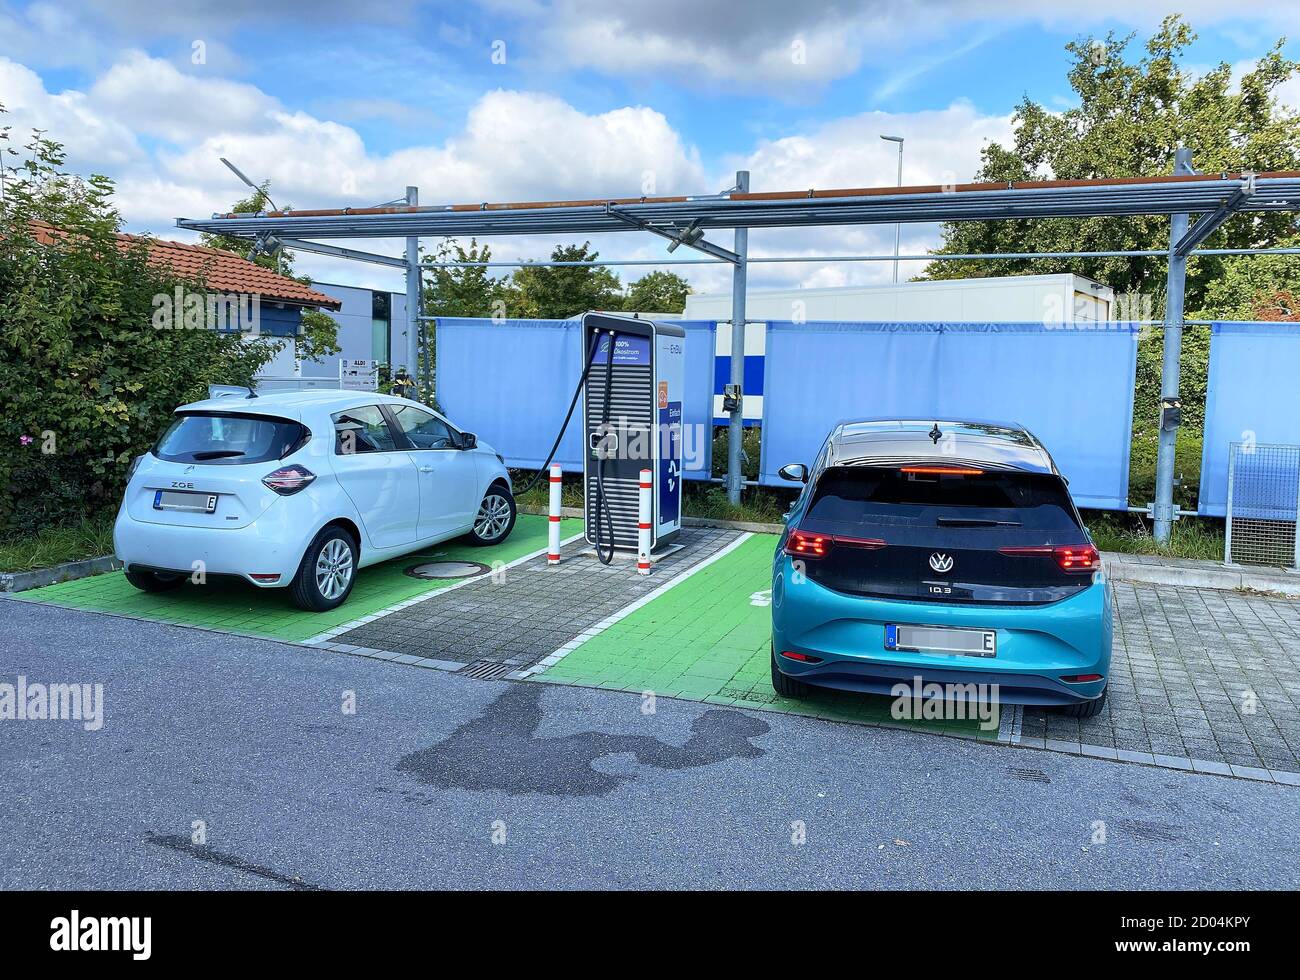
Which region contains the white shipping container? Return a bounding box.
[682,273,1113,324]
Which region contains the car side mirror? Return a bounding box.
[778,463,808,484]
[460,432,477,450]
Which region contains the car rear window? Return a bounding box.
[807,465,1081,532]
[154,412,309,465]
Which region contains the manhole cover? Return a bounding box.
[405,560,490,580]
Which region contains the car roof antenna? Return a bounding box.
[928,423,942,445]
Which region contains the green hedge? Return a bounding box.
[1,133,279,533]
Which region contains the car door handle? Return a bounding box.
[418,465,433,473]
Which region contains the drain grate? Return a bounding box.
[1007,767,1051,784]
[459,659,515,681]
[1117,819,1184,843]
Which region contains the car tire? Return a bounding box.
[123,567,183,593]
[467,485,516,546]
[771,646,812,699]
[1059,688,1107,718]
[290,525,358,612]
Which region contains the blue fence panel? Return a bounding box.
[759,321,1140,509]
[677,320,717,480]
[1198,322,1300,517]
[436,318,585,470]
[435,317,717,478]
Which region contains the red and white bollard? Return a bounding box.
[637,468,652,575]
[547,463,563,565]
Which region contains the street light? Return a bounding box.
[219,157,279,212]
[880,135,904,283]
[219,157,282,272]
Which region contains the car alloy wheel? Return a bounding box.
[315,537,354,600]
[474,492,512,541]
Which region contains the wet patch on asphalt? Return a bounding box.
[396,684,770,797]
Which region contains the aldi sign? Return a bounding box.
[339,359,379,391]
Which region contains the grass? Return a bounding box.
[1084,512,1224,561]
[510,465,795,525]
[0,517,116,573]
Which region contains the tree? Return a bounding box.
[0,106,277,531]
[924,16,1300,313]
[1192,239,1300,320]
[198,184,340,364]
[623,270,691,313]
[921,18,1300,511]
[503,242,624,318]
[422,238,506,317]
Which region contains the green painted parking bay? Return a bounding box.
[20,514,580,644]
[534,532,1001,739]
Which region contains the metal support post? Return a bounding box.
[404,186,420,380]
[1154,149,1195,543]
[726,170,750,506]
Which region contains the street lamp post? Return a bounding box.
[880,135,904,283]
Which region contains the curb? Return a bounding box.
[1104,556,1300,595]
[0,555,121,593]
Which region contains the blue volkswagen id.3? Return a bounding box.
[771,420,1112,717]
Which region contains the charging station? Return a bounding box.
[581,312,685,561]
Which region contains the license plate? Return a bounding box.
[153,489,218,514]
[885,624,996,657]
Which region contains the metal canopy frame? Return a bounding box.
[176,163,1300,533]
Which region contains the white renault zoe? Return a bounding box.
[114,388,516,611]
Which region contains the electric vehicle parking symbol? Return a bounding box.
[929,553,954,573]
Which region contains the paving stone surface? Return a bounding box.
[1022,582,1300,774]
[330,526,739,670]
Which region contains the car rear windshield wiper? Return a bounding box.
[190,450,246,460]
[935,517,1022,527]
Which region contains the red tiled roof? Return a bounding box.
[26,222,341,310]
[120,234,342,310]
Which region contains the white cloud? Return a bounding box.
[88,51,280,143]
[1,46,1014,293]
[485,0,1300,88]
[703,102,1013,290]
[0,57,142,170]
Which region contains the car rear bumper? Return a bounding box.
[772,555,1112,706]
[113,502,313,587]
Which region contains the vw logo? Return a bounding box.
[929,552,954,574]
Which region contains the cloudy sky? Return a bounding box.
[2,0,1298,295]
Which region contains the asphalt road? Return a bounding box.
[2,598,1296,890]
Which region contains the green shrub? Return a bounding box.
[0,113,279,533]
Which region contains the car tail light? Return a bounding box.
[126,455,144,481]
[780,651,822,663]
[262,464,316,495]
[999,544,1101,573]
[784,529,887,558]
[785,529,833,558]
[1061,673,1104,683]
[901,466,984,475]
[250,573,281,583]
